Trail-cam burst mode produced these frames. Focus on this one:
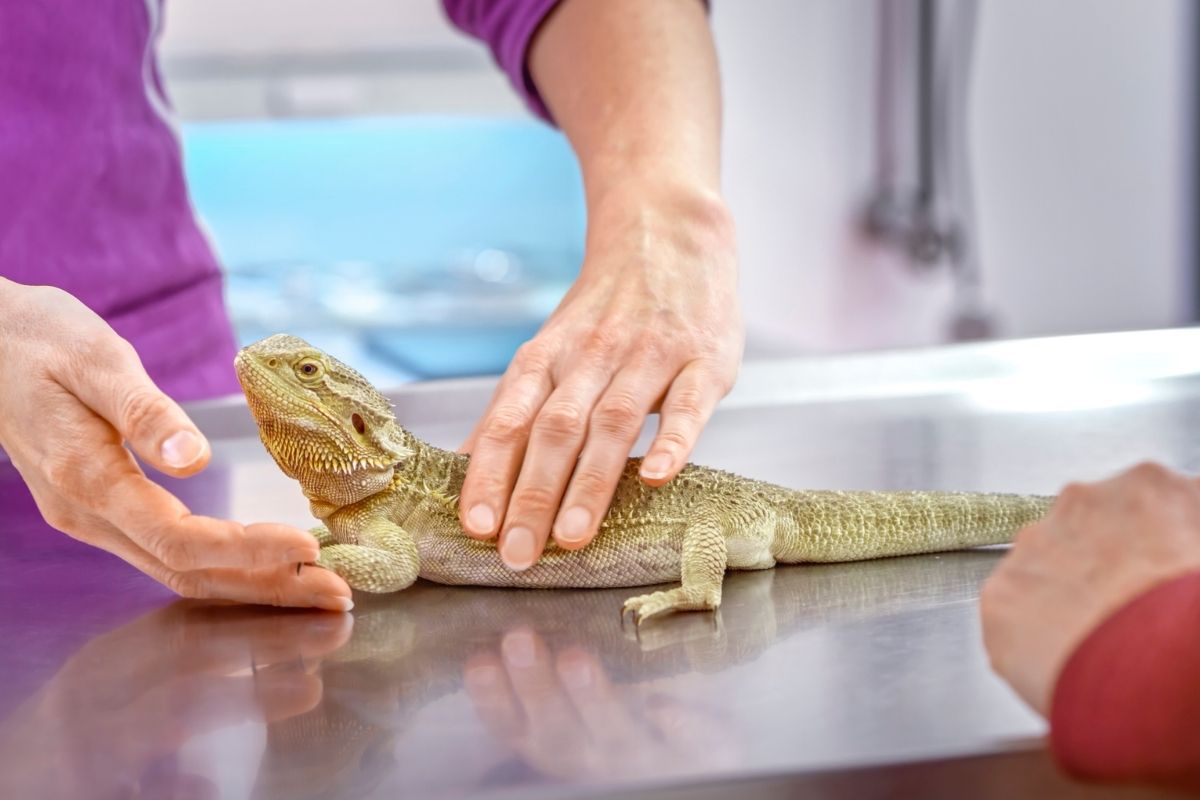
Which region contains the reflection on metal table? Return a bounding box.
[2,328,1197,799]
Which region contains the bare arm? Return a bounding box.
[457,0,743,569]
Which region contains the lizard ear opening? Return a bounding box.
[352,413,366,435]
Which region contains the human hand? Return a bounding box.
[457,184,742,569]
[980,463,1200,715]
[463,626,734,779]
[0,279,352,609]
[0,602,352,799]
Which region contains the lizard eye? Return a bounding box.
[351,413,366,435]
[296,359,323,380]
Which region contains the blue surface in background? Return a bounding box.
[182,117,586,266]
[180,117,587,380]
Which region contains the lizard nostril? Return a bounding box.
[352,413,366,435]
[267,358,279,368]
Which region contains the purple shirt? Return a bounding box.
[0,0,559,402]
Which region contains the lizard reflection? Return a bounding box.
[252,550,1003,798]
[0,551,1002,799]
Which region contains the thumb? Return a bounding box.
[58,341,212,477]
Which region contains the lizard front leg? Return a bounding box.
[622,509,727,624]
[308,524,335,547]
[318,512,420,594]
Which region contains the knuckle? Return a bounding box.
[712,368,738,397]
[633,335,673,364]
[148,530,196,572]
[264,583,292,608]
[38,501,79,535]
[1054,482,1089,509]
[534,402,586,441]
[653,429,691,454]
[513,341,551,374]
[41,453,82,497]
[568,468,616,502]
[120,389,174,443]
[581,328,623,361]
[592,393,643,437]
[698,359,738,396]
[164,571,207,599]
[664,386,706,421]
[1129,461,1171,483]
[511,486,560,517]
[481,407,534,444]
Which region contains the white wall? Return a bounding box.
[714,0,1193,351]
[161,0,1195,350]
[972,0,1192,337]
[160,0,521,117]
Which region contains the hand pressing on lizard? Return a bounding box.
[458,184,741,570]
[456,0,743,570]
[980,462,1200,715]
[0,279,352,610]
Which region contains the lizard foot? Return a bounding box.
[622,586,721,625]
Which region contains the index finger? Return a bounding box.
[99,467,319,571]
[38,402,319,572]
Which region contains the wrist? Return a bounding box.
[586,179,737,259]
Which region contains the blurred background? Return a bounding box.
[159,0,1198,385]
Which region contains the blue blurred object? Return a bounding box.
[180,117,586,382]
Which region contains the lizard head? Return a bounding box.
[234,334,412,505]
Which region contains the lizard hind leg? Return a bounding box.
[622,510,727,625]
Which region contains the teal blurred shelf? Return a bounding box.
[181,116,586,380]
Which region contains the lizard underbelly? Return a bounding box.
[413,527,685,589]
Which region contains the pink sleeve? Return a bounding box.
[1050,570,1200,792]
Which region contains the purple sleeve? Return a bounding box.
[441,0,564,123]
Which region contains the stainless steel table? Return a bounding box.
[2,328,1198,799]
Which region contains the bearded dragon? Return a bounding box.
[235,334,1052,622]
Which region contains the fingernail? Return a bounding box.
[501,629,537,668]
[558,655,593,689]
[640,453,672,480]
[556,507,592,544]
[317,596,354,613]
[285,548,319,564]
[501,527,536,571]
[161,430,204,469]
[466,504,496,536]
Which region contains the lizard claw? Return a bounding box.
[621,587,721,625]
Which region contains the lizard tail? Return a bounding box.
[774,490,1054,563]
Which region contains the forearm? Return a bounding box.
[451,0,741,564]
[528,0,723,213]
